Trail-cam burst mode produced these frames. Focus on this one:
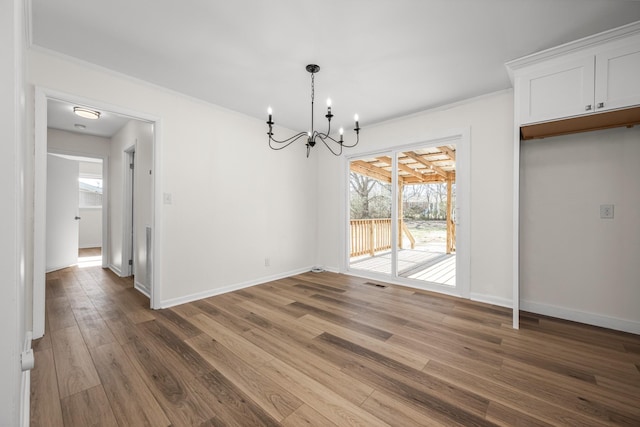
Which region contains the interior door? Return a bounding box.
[46,154,80,271]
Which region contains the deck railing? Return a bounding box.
[350,219,416,257]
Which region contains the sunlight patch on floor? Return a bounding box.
[77,255,102,268]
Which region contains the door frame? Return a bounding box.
[33,87,163,339]
[122,146,135,277]
[343,128,471,299]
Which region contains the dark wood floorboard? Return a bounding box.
[31,260,640,426]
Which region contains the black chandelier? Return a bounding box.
[267,64,360,157]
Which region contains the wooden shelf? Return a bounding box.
[520,106,640,140]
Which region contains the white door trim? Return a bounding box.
[33,87,163,339]
[122,146,135,277]
[512,80,522,330]
[33,89,47,339]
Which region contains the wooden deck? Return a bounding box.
[350,249,456,286]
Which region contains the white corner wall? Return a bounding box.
[108,119,153,291]
[47,128,110,157]
[28,48,317,306]
[109,120,137,276]
[1,0,27,425]
[133,121,153,293]
[316,91,515,305]
[520,126,640,333]
[79,161,103,177]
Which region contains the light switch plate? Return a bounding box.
[600,204,614,219]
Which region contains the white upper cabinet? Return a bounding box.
[508,22,640,126]
[595,43,640,112]
[519,57,595,124]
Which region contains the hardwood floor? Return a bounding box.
[31,263,640,426]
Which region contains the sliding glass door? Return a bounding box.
[395,147,456,287]
[347,140,461,293]
[348,154,393,275]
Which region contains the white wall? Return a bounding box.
[520,126,640,333]
[28,48,317,306]
[109,120,136,276]
[316,91,515,305]
[0,0,27,425]
[79,160,103,177]
[47,128,110,157]
[108,119,153,291]
[133,121,153,293]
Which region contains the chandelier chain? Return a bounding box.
[311,73,315,103]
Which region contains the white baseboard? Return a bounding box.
[521,300,640,335]
[108,264,122,277]
[79,243,102,249]
[45,263,73,273]
[470,292,512,308]
[317,265,340,274]
[159,266,314,309]
[134,281,150,298]
[20,370,30,427]
[20,331,33,427]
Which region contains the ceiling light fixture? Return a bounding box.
[267,64,360,157]
[73,107,101,120]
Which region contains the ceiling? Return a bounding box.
[47,99,130,138]
[31,1,640,133]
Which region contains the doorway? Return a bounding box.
[33,88,162,339]
[346,133,470,297]
[46,153,105,272]
[77,159,105,268]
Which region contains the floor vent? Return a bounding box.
[364,282,388,289]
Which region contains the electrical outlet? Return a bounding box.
[600,204,614,219]
[264,258,270,267]
[163,193,172,205]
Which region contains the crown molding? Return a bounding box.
[505,20,640,83]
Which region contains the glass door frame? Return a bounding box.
[343,130,470,299]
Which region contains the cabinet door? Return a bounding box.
[595,42,640,112]
[518,57,595,125]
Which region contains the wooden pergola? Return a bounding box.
[350,145,457,254]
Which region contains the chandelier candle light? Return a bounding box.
[267,64,360,157]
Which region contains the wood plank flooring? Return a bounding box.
[31,262,640,426]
